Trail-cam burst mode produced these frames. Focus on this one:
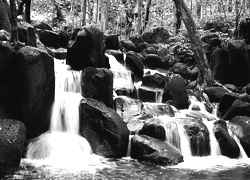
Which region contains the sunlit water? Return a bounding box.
[4,57,250,179]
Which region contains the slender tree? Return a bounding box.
[173,0,214,96]
[9,0,19,46]
[81,0,87,26]
[143,0,152,31]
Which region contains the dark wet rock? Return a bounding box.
[81,67,113,108]
[58,29,70,48]
[138,87,160,102]
[143,54,163,69]
[37,29,60,48]
[33,21,53,31]
[80,98,129,158]
[204,87,230,103]
[157,45,168,59]
[16,46,55,139]
[120,40,137,52]
[0,41,19,119]
[239,18,250,45]
[0,0,11,33]
[131,135,183,166]
[187,66,199,81]
[129,34,146,52]
[105,34,119,50]
[114,96,142,123]
[139,118,166,141]
[125,51,144,79]
[214,119,240,158]
[0,119,26,175]
[228,40,250,87]
[176,117,210,156]
[141,31,154,44]
[229,116,250,157]
[219,98,250,120]
[163,74,189,109]
[105,49,124,64]
[66,25,108,70]
[17,21,37,47]
[210,47,230,84]
[141,73,167,89]
[151,27,170,44]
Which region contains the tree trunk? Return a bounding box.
[173,5,181,36]
[93,0,98,23]
[100,0,108,33]
[10,0,19,46]
[81,0,87,26]
[143,0,151,32]
[173,0,214,96]
[134,0,142,34]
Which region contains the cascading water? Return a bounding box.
[26,60,104,171]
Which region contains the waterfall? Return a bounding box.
[203,121,221,156]
[26,60,101,171]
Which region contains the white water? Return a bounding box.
[26,59,106,171]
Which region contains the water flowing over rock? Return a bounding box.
[229,116,250,157]
[131,135,183,166]
[80,98,129,158]
[66,25,108,70]
[81,67,114,108]
[0,119,26,174]
[0,0,11,33]
[213,120,240,158]
[16,46,55,139]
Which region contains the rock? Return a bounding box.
[213,119,240,158]
[131,135,183,166]
[79,98,129,158]
[204,87,230,103]
[66,25,108,70]
[151,27,170,44]
[141,31,153,44]
[176,117,210,156]
[157,45,169,59]
[0,41,19,119]
[144,46,157,54]
[114,96,142,123]
[239,18,250,45]
[58,29,70,48]
[172,62,188,78]
[139,118,166,141]
[217,93,238,118]
[52,48,67,59]
[33,21,53,31]
[228,40,250,87]
[120,40,137,52]
[210,47,230,84]
[138,87,161,102]
[0,119,26,174]
[143,54,164,69]
[125,51,144,79]
[229,116,250,157]
[81,67,114,108]
[17,21,37,47]
[163,74,189,109]
[129,34,146,52]
[105,34,119,50]
[187,66,199,81]
[220,99,250,120]
[201,33,219,43]
[16,46,55,139]
[37,29,60,48]
[0,0,11,33]
[141,73,167,89]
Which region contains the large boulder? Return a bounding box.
[228,40,250,87]
[129,34,146,52]
[162,74,189,109]
[143,54,164,70]
[16,46,55,139]
[81,67,114,108]
[141,73,167,89]
[0,119,26,175]
[17,21,37,47]
[229,116,250,157]
[0,0,11,33]
[105,34,119,50]
[66,25,108,70]
[239,18,250,45]
[58,29,70,48]
[210,47,230,84]
[125,51,144,79]
[37,29,60,48]
[79,98,129,158]
[33,21,53,31]
[0,41,19,119]
[131,135,183,166]
[213,119,240,158]
[204,87,230,103]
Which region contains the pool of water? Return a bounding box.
[3,156,250,180]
